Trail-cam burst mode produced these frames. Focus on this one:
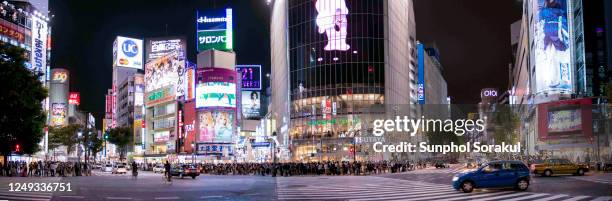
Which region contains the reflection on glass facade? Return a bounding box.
[288,0,386,161]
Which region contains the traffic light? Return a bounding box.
[15,144,20,152]
[104,132,109,140]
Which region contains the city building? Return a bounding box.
[509,0,611,161]
[572,0,610,98]
[270,0,417,162]
[417,42,450,116]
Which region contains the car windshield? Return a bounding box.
[105,164,112,167]
[118,165,125,168]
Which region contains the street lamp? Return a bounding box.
[191,142,195,164]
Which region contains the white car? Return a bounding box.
[103,164,113,172]
[153,165,165,173]
[112,165,127,174]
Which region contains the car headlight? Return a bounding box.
[452,176,459,181]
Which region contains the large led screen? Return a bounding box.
[198,110,234,143]
[241,91,261,119]
[531,0,573,94]
[50,103,67,126]
[548,108,581,133]
[236,65,262,90]
[144,51,186,98]
[195,82,236,108]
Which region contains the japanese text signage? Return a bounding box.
[196,8,233,52]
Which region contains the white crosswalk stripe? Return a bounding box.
[276,176,612,201]
[567,176,612,185]
[401,167,470,175]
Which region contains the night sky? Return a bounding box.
[50,0,521,124]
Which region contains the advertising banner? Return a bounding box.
[50,103,67,126]
[30,15,48,75]
[186,67,195,100]
[154,131,170,143]
[196,143,234,155]
[114,36,144,69]
[241,91,260,119]
[144,51,185,98]
[145,37,187,63]
[0,22,25,43]
[196,8,233,52]
[68,92,80,105]
[105,94,112,118]
[538,98,593,140]
[195,68,238,108]
[183,101,197,153]
[531,0,572,94]
[235,65,262,90]
[197,110,234,143]
[145,86,175,107]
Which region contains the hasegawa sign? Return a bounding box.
[196,8,233,52]
[113,36,143,69]
[30,15,48,76]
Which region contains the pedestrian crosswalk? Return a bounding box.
[567,176,612,185]
[0,177,59,201]
[400,166,471,175]
[276,176,612,201]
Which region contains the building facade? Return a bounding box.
[270,0,417,162]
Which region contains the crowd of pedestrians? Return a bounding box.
[1,161,92,177]
[191,161,424,177]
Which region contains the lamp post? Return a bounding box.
[191,142,195,165]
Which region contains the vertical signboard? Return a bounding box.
[417,43,425,104]
[531,0,573,94]
[50,103,67,126]
[196,8,233,52]
[30,15,48,79]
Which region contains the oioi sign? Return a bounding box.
[196,8,233,52]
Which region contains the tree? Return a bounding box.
[48,124,82,156]
[107,127,133,161]
[0,42,47,164]
[491,106,520,145]
[82,128,103,163]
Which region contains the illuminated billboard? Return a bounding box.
[145,37,187,63]
[51,69,68,83]
[531,0,572,94]
[154,131,170,143]
[235,65,262,90]
[30,14,48,76]
[144,51,185,98]
[113,36,144,69]
[241,91,260,119]
[196,8,233,52]
[195,68,238,108]
[538,98,593,140]
[195,82,236,108]
[50,103,67,126]
[145,86,175,107]
[68,92,80,105]
[197,110,234,143]
[315,0,350,51]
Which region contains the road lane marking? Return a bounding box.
[106,197,133,200]
[533,194,568,201]
[155,197,180,200]
[59,195,85,198]
[560,196,591,201]
[468,192,530,201]
[200,195,224,198]
[591,196,612,201]
[502,193,550,201]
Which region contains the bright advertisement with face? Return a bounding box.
[144,51,186,98]
[532,0,572,94]
[198,110,234,143]
[51,103,67,126]
[241,91,260,118]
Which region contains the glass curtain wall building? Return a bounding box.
[271,0,417,162]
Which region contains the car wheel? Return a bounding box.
[180,173,184,179]
[577,169,585,176]
[543,169,552,177]
[516,179,529,191]
[461,181,474,193]
[192,176,196,179]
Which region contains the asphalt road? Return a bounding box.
[1,167,611,201]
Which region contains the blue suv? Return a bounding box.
[452,160,530,193]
